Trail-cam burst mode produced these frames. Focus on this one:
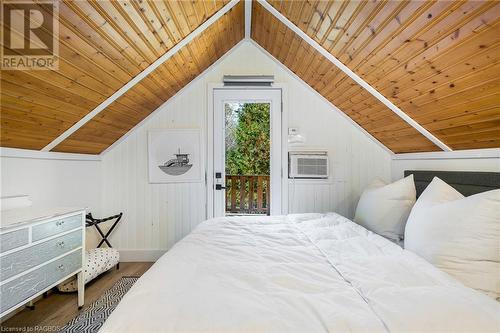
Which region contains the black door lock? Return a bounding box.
[215,184,226,190]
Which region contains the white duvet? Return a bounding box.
[101,213,499,333]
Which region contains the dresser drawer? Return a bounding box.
[0,228,28,252]
[1,230,82,280]
[32,214,82,241]
[0,250,82,314]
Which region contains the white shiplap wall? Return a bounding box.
[101,41,392,261]
[285,71,392,217]
[0,155,102,247]
[391,156,500,180]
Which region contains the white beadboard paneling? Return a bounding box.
[119,250,166,262]
[100,41,392,258]
[101,77,207,254]
[392,158,500,181]
[284,61,391,218]
[0,156,101,248]
[393,148,499,160]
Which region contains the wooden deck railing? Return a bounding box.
[225,175,270,215]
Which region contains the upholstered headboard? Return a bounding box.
[404,170,500,198]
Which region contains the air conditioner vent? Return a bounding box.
[223,75,274,87]
[289,151,328,179]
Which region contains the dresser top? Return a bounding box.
[0,206,85,230]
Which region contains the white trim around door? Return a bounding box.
[207,85,287,218]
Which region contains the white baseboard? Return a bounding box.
[118,250,166,262]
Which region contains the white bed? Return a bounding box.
[100,213,499,333]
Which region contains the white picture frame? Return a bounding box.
[148,129,203,183]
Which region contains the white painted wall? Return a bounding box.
[0,156,102,247]
[285,74,392,217]
[100,41,392,261]
[392,157,500,180]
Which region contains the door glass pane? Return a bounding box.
[224,102,270,215]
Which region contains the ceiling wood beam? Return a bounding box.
[257,0,452,152]
[245,0,252,39]
[42,0,241,152]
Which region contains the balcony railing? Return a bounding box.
[225,175,270,215]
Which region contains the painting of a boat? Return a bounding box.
[159,149,193,176]
[148,129,201,183]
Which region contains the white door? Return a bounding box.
[212,88,282,217]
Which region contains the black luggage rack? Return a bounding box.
[85,212,123,248]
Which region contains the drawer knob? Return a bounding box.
[57,241,65,248]
[56,220,65,226]
[58,264,65,271]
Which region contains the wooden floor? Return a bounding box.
[0,262,153,330]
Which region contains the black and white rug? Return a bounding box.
[58,276,138,333]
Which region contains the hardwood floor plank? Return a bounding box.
[0,262,154,330]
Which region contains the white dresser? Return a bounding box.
[0,207,86,318]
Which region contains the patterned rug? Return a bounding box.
[58,276,138,333]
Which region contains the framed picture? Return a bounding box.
[148,129,202,183]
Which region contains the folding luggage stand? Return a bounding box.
[86,212,123,248]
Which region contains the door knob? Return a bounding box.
[215,184,226,190]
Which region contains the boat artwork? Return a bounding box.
[159,149,193,176]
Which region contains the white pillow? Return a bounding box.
[404,177,500,299]
[354,175,416,242]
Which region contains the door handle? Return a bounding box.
[215,184,226,190]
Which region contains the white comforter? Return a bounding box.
[101,213,499,333]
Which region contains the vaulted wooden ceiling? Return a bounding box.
[1,0,499,154]
[1,0,243,154]
[253,0,500,152]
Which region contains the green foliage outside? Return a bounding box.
[225,103,270,175]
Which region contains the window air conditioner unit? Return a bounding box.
[288,151,329,179]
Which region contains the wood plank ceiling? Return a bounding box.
[1,0,243,154]
[1,0,499,154]
[252,0,500,152]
